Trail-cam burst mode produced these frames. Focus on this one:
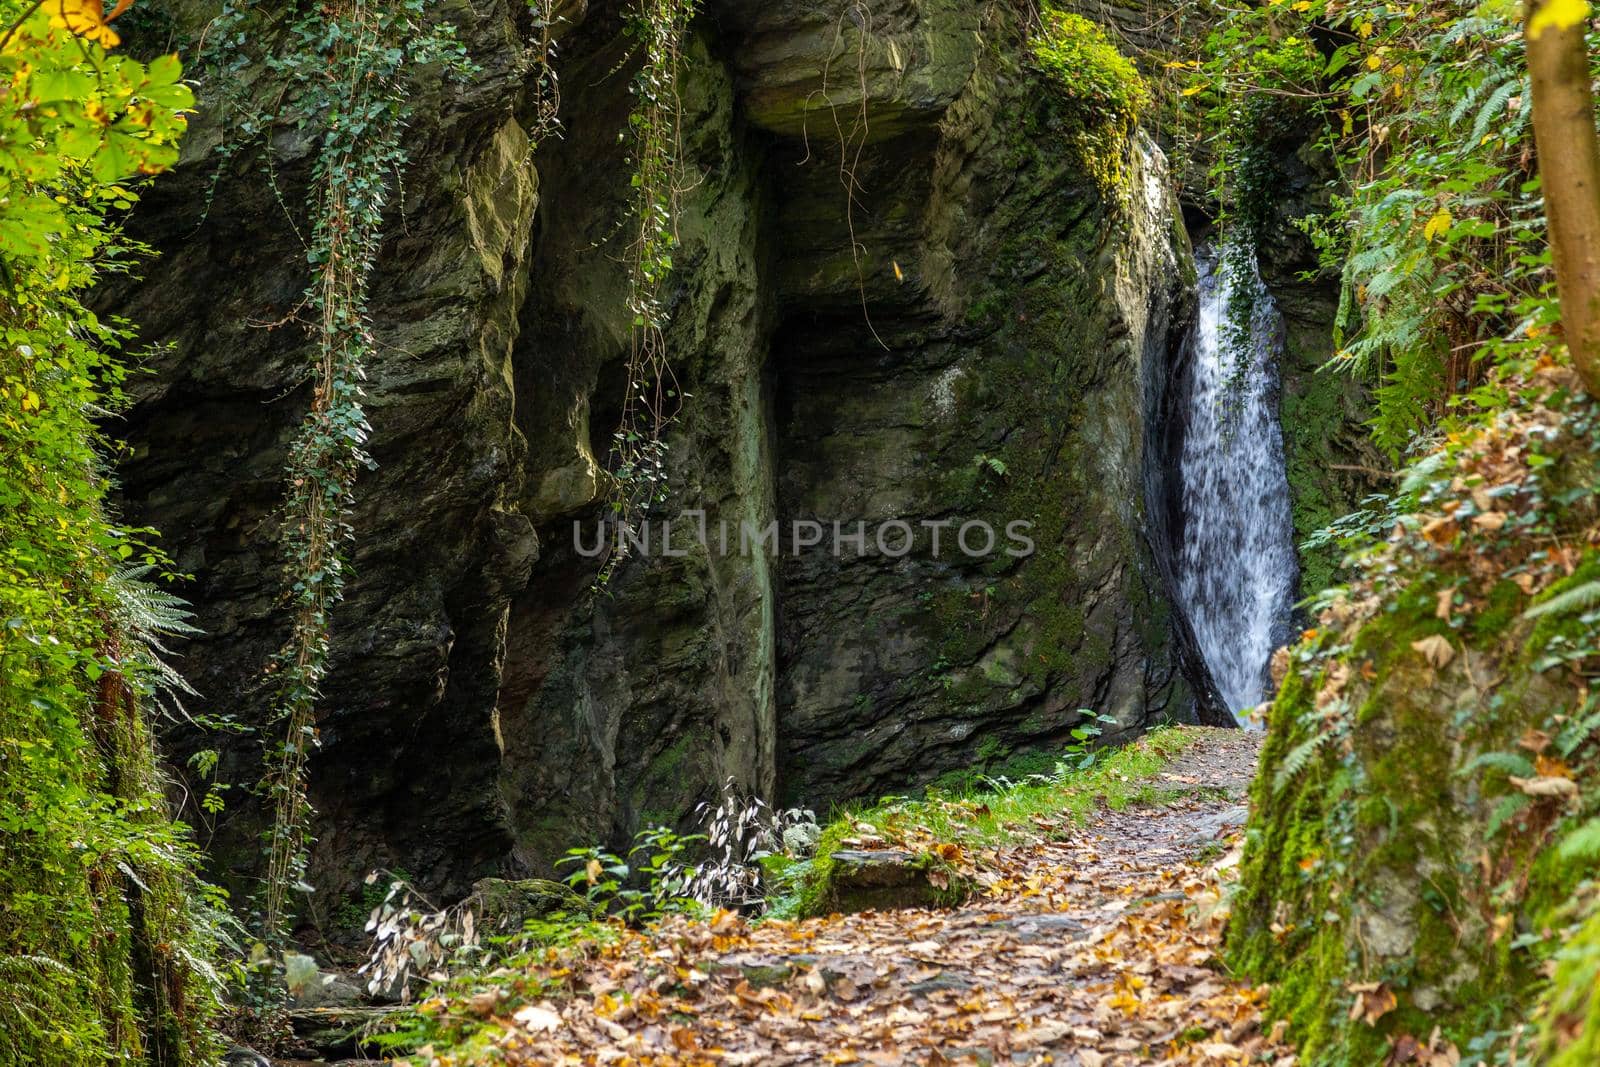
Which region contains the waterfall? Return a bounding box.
[1175,247,1298,723]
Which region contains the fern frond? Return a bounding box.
[1558,817,1600,863]
[1485,794,1530,838]
[1522,581,1600,621]
[0,954,73,978]
[1460,750,1537,778]
[1468,78,1521,146]
[106,564,201,718]
[1273,732,1331,795]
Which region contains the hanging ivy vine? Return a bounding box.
[599,0,698,586]
[1213,91,1297,416]
[199,0,470,946]
[198,0,569,947]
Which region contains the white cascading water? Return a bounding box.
[1175,247,1299,723]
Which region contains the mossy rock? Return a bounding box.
[1028,7,1146,200]
[467,877,593,934]
[1227,400,1600,1064]
[810,850,973,915]
[287,1006,401,1059]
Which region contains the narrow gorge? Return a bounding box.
[34,0,1600,1064]
[100,0,1305,915]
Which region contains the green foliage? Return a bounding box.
[0,6,188,260]
[0,4,223,1063]
[1228,391,1600,1064]
[558,824,709,924]
[1028,7,1146,203]
[1539,906,1600,1066]
[1177,8,1320,393]
[1524,581,1600,621]
[1180,0,1563,457]
[1556,819,1600,865]
[1271,730,1332,795]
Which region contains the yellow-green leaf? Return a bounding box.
[1423,210,1453,242]
[1529,0,1591,39]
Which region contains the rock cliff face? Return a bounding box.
[107,0,1219,914]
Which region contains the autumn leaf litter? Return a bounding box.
[402,729,1294,1066]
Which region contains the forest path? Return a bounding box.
[391,726,1293,1066]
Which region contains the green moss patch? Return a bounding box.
[1228,394,1600,1065]
[1028,8,1146,201]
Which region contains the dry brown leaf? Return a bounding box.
[1508,775,1579,799]
[512,1002,563,1033]
[1420,516,1459,546]
[1410,634,1455,669]
[1347,982,1397,1026]
[1535,753,1573,779]
[1518,728,1553,753]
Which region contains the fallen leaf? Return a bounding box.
[1348,982,1397,1026]
[1410,635,1455,669]
[1509,775,1579,799]
[1420,516,1459,546]
[1536,753,1573,779]
[1519,728,1553,754]
[512,1003,563,1033]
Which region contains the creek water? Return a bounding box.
[1175,248,1299,723]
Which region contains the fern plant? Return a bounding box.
[1272,731,1333,795]
[106,564,201,719]
[1523,581,1600,621]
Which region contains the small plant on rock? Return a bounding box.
[1028,7,1147,204]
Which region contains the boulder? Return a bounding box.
[467,877,592,935]
[823,849,963,913]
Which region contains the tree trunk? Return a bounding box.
[1527,0,1600,397]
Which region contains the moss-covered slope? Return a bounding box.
[1228,375,1600,1063]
